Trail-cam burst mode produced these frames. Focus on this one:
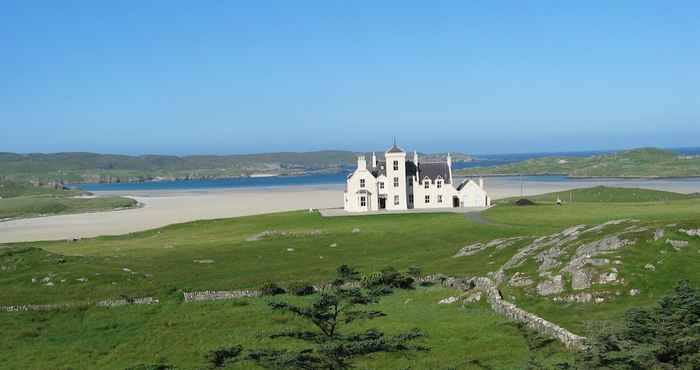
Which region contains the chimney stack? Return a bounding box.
[357,156,367,170]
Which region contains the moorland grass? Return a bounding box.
[1,186,699,369]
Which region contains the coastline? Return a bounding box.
[2,178,699,244]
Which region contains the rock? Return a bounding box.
[613,260,622,265]
[629,289,640,296]
[653,229,665,241]
[597,271,619,284]
[464,292,482,304]
[352,228,360,234]
[644,263,656,272]
[595,297,605,304]
[193,259,214,264]
[679,228,700,237]
[666,239,689,249]
[588,258,610,266]
[438,296,460,304]
[45,282,54,287]
[537,275,564,296]
[560,292,593,303]
[329,243,337,247]
[77,278,88,282]
[31,278,37,283]
[536,247,563,271]
[286,248,295,252]
[122,268,132,272]
[572,270,592,290]
[509,272,535,287]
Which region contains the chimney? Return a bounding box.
[371,152,377,168]
[413,150,418,165]
[357,156,367,170]
[479,177,484,189]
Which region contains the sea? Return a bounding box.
[76,147,700,193]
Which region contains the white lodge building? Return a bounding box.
[343,143,491,212]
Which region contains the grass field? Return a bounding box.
[0,180,137,220]
[1,186,699,369]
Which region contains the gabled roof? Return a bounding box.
[418,162,451,184]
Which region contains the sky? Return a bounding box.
[1,1,699,156]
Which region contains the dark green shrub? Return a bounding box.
[260,281,285,296]
[287,281,315,296]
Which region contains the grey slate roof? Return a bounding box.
[371,161,387,178]
[418,162,451,184]
[387,144,405,153]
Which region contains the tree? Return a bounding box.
[578,280,700,369]
[247,265,429,369]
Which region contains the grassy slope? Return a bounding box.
[498,185,700,204]
[459,148,700,177]
[0,180,137,220]
[1,187,699,369]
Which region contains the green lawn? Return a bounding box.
[1,186,700,369]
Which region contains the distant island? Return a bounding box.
[458,148,700,178]
[0,151,473,185]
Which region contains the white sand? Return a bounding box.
[1,178,698,244]
[0,186,342,244]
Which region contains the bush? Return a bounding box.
[287,281,315,296]
[259,281,286,296]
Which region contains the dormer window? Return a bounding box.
[424,178,430,189]
[393,161,399,171]
[437,180,442,189]
[360,179,365,188]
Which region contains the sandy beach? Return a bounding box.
[1,178,699,244]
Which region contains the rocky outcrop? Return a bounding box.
[508,272,534,287]
[453,237,525,257]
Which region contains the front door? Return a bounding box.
[453,196,460,208]
[379,197,386,209]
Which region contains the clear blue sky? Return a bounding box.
[1,1,699,155]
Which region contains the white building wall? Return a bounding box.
[412,177,459,209]
[384,151,408,210]
[457,180,490,207]
[343,157,379,212]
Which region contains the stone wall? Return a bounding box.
[183,290,260,302]
[443,276,586,351]
[1,296,157,312]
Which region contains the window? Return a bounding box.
[425,195,430,203]
[424,181,430,189]
[360,179,365,188]
[438,195,443,203]
[393,161,399,171]
[409,194,414,203]
[393,177,399,187]
[437,180,442,189]
[394,195,399,205]
[379,182,384,189]
[360,196,366,207]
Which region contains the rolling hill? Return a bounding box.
[458,148,700,178]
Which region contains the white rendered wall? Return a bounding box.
[384,152,408,210]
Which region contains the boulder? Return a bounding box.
[438,296,460,305]
[644,263,656,272]
[509,272,534,287]
[629,289,641,296]
[537,275,564,296]
[571,270,592,290]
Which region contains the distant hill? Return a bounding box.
[0,150,473,184]
[458,148,700,178]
